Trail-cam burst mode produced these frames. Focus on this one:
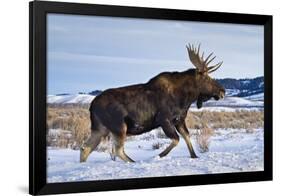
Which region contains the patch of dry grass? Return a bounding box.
[186,110,263,130]
[196,126,214,153]
[47,105,263,148]
[47,106,91,147]
[152,142,165,150]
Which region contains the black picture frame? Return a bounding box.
[29,1,273,195]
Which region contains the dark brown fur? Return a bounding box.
[80,68,225,162]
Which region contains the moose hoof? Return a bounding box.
[110,153,116,161]
[191,154,198,158]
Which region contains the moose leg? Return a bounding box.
[176,123,197,158]
[159,119,179,158]
[80,131,103,162]
[159,139,179,158]
[112,124,135,163]
[110,146,116,161]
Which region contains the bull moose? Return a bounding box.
[80,44,225,163]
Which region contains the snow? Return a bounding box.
[47,128,264,183]
[225,89,240,96]
[48,129,62,137]
[241,80,250,85]
[46,90,264,182]
[190,106,262,112]
[244,93,264,101]
[200,96,263,108]
[48,94,95,104]
[189,95,263,112]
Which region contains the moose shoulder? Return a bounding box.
[80,44,225,163]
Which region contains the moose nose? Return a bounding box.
[219,89,225,99]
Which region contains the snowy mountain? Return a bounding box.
[199,96,263,108]
[244,93,264,101]
[47,93,263,109]
[216,76,264,98]
[48,77,264,107]
[48,94,95,105]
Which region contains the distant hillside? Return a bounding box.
[88,90,102,96]
[216,76,264,97]
[48,76,264,105]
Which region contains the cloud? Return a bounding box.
[48,51,186,67]
[47,14,264,93]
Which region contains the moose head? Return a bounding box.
[186,44,225,108]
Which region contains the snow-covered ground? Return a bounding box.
[189,96,263,112]
[47,128,264,183]
[198,96,263,107]
[47,91,264,182]
[244,93,264,101]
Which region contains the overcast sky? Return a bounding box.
[47,14,264,95]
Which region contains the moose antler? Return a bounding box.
[186,43,223,73]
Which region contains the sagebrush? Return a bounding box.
[47,105,263,149]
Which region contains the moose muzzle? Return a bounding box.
[219,89,225,99]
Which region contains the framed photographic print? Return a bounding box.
[29,1,273,195]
